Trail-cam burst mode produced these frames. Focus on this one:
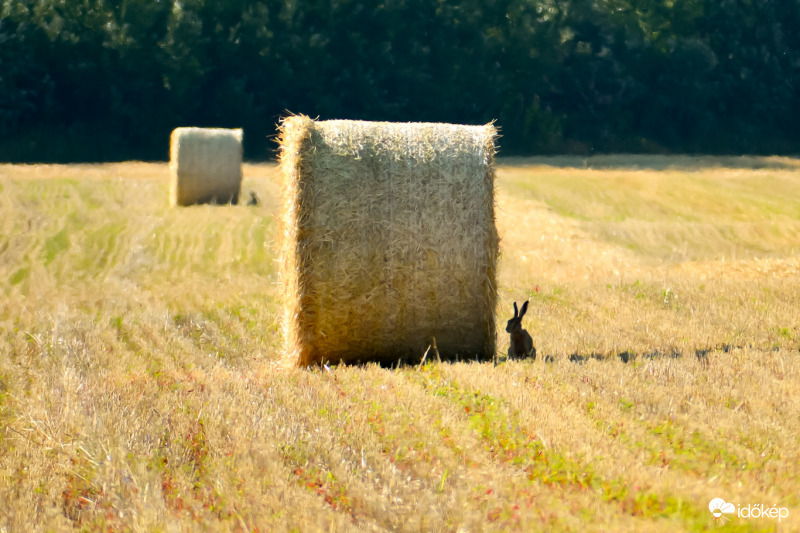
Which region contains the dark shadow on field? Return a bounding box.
[487,343,754,367]
[362,346,701,369]
[309,351,493,370]
[497,155,800,171]
[564,344,745,366]
[310,343,798,370]
[373,352,493,369]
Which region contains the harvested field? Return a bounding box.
[0,156,798,531]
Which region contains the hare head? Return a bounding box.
[506,300,528,333]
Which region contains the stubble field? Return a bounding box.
[0,156,799,531]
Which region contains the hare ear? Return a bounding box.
[519,301,529,318]
[513,302,518,318]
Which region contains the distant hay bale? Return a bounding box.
[169,127,243,206]
[278,116,499,366]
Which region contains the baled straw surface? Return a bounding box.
[279,116,499,366]
[169,127,243,206]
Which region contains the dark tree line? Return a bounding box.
[1,0,798,162]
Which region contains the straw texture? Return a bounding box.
[278,116,499,366]
[169,127,243,206]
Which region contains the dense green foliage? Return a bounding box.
[1,0,798,161]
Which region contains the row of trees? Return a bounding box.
[1,0,799,161]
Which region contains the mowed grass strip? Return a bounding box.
[498,158,800,262]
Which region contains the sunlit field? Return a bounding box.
[1,157,798,531]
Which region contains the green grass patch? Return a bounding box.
[42,226,70,265]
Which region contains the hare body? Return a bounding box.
[506,301,536,360]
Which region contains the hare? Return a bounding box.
[506,301,536,360]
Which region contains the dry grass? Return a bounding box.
[0,156,798,531]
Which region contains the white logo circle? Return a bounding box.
[709,498,735,522]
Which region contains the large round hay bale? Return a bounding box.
[278,116,499,366]
[169,127,243,206]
